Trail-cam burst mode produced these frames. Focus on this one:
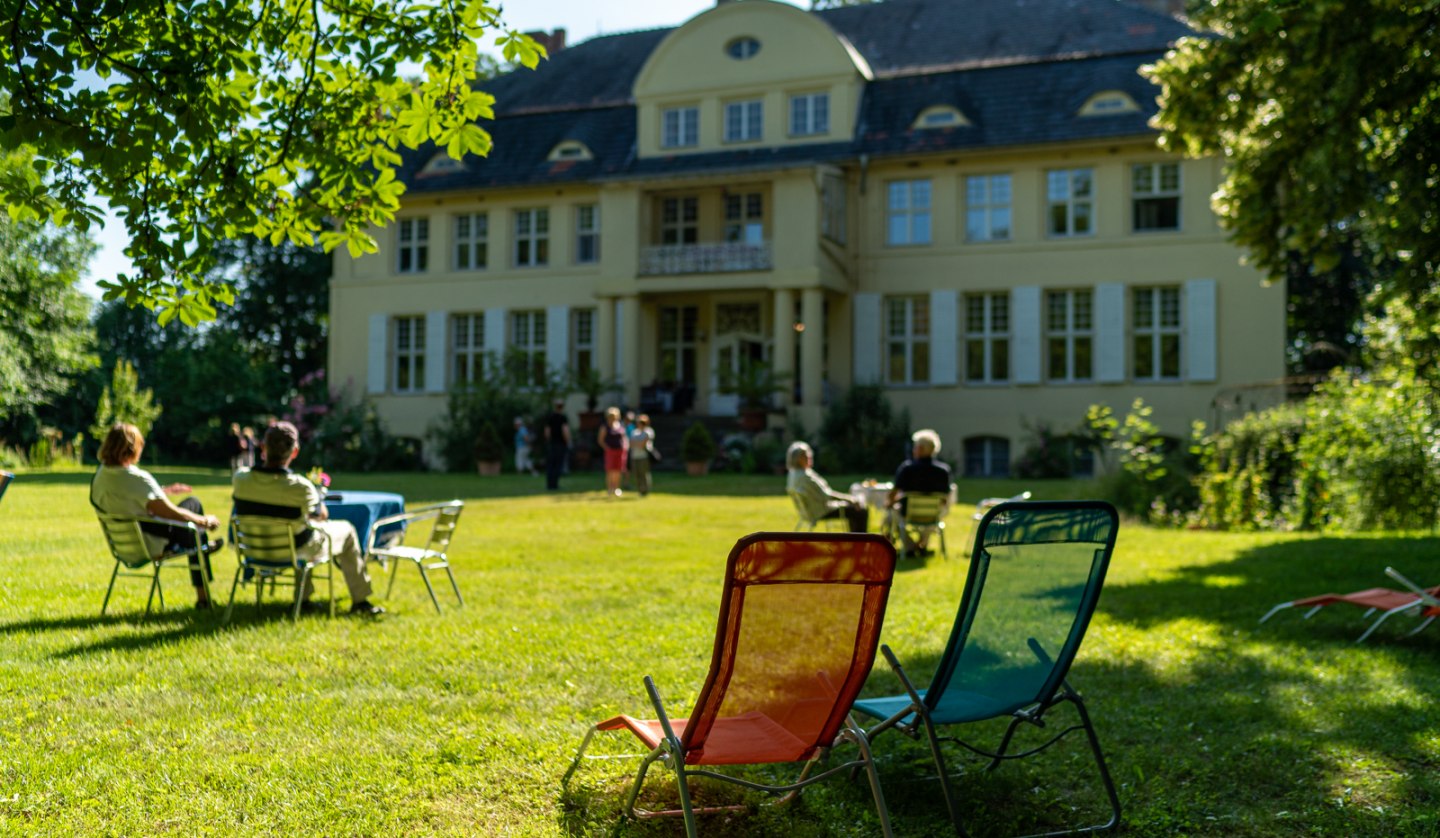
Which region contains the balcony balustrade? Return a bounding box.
[639,241,772,275]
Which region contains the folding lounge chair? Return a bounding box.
[0,470,13,504]
[1259,566,1440,643]
[565,532,898,837]
[223,515,335,623]
[96,512,217,616]
[364,500,465,613]
[854,500,1121,837]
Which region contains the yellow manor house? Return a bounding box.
[327,0,1284,475]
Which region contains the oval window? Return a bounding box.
[726,36,761,60]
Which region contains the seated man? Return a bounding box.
[785,441,867,532]
[886,429,952,556]
[232,422,384,617]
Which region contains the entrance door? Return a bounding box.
[708,333,767,416]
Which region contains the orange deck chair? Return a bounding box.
[1259,567,1440,643]
[564,532,898,837]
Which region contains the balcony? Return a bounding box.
[639,242,772,276]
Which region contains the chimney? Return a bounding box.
[525,28,567,54]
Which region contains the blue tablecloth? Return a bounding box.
[324,491,406,546]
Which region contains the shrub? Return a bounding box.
[681,422,717,464]
[1193,403,1307,531]
[817,385,910,473]
[474,422,504,463]
[1013,421,1094,479]
[429,350,551,472]
[1087,399,1204,523]
[300,385,422,473]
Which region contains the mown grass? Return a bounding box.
[1,469,1437,836]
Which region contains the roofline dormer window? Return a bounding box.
[547,140,594,162]
[1079,90,1140,116]
[913,105,970,130]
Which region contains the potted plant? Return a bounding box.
[571,367,623,432]
[682,422,717,476]
[474,421,504,476]
[718,358,791,433]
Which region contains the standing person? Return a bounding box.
[785,441,867,532]
[628,414,656,497]
[598,406,629,498]
[543,399,571,491]
[232,422,384,616]
[226,423,247,473]
[886,429,953,556]
[241,426,257,468]
[90,422,221,608]
[621,410,637,490]
[513,417,537,476]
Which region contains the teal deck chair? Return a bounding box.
[854,500,1121,837]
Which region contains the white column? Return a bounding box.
[801,288,824,409]
[772,288,796,408]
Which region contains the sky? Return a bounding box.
[81,0,807,298]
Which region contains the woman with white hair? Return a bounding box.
[785,441,868,532]
[886,428,953,555]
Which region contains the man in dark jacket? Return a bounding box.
[887,429,951,556]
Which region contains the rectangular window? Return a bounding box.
[662,106,699,148]
[396,218,429,273]
[451,312,485,385]
[964,437,1011,478]
[821,175,846,244]
[886,179,932,246]
[509,309,547,387]
[965,174,1012,242]
[1047,168,1094,237]
[660,197,699,245]
[514,208,549,267]
[658,306,698,384]
[575,204,600,264]
[452,213,487,270]
[392,315,426,393]
[571,308,595,377]
[1133,286,1182,380]
[885,295,930,385]
[964,293,1010,384]
[789,93,829,136]
[1045,289,1094,382]
[724,192,764,245]
[724,99,763,143]
[1133,162,1181,231]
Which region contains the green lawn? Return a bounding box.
[2,469,1438,836]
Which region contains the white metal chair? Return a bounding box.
[96,513,216,616]
[788,490,848,532]
[365,500,464,613]
[223,515,334,622]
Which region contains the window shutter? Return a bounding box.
[852,293,881,384]
[424,311,447,393]
[367,314,388,394]
[483,308,506,359]
[1186,278,1217,382]
[929,289,958,386]
[1095,283,1125,383]
[1011,286,1041,385]
[546,305,569,374]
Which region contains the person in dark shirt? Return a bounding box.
[543,400,571,491]
[887,429,952,555]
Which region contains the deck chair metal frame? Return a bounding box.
[364,500,465,613]
[855,500,1121,838]
[892,491,951,557]
[1259,566,1440,642]
[96,513,215,616]
[0,470,13,504]
[223,515,335,623]
[565,532,898,837]
[788,489,847,532]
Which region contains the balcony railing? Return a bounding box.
[639,242,772,276]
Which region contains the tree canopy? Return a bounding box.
[1144,1,1439,366]
[0,0,543,325]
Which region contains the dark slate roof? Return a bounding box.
[484,28,669,116]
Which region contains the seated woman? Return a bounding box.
[785,441,867,532]
[90,422,221,608]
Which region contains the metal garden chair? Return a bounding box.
[564,532,898,837]
[364,500,465,613]
[1259,566,1440,642]
[788,490,847,532]
[854,500,1121,837]
[892,491,950,557]
[223,514,334,623]
[96,513,215,616]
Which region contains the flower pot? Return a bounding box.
[686,461,709,477]
[477,460,502,476]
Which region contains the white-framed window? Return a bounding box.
[964,293,1009,384]
[396,218,429,273]
[726,36,761,60]
[724,99,763,143]
[575,204,600,263]
[510,310,547,388]
[514,208,549,267]
[1047,168,1094,237]
[964,436,1011,477]
[789,93,829,136]
[658,305,699,384]
[821,174,846,244]
[571,308,595,377]
[1133,286,1182,380]
[1133,162,1181,232]
[392,315,426,393]
[724,192,764,244]
[660,197,698,245]
[1046,289,1093,382]
[453,213,487,271]
[886,179,932,246]
[662,106,699,149]
[451,312,485,385]
[885,295,930,385]
[965,174,1012,242]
